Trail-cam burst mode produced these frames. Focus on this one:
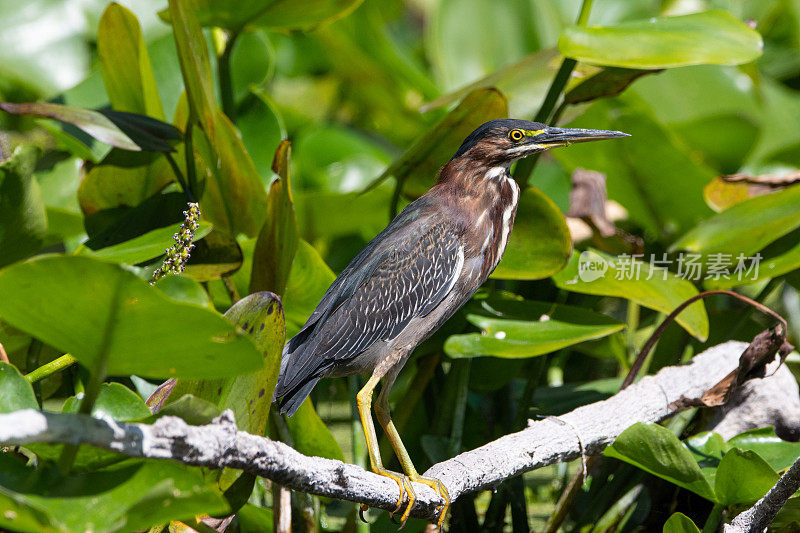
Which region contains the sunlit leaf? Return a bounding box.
[0,255,263,379]
[559,10,763,69]
[98,3,165,119]
[76,221,212,266]
[663,513,700,533]
[445,298,624,359]
[714,448,778,505]
[553,250,709,340]
[62,382,151,422]
[726,427,800,472]
[492,186,571,280]
[605,422,717,501]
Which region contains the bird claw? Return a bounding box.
[359,504,370,523]
[409,475,450,529]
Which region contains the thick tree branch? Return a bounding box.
[0,341,754,521]
[725,454,800,532]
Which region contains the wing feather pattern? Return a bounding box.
[275,215,463,415]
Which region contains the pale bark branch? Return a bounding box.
[0,341,751,521]
[725,454,800,533]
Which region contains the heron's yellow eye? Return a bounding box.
[509,129,524,142]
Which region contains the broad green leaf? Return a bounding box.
[98,3,165,119]
[62,382,151,422]
[159,0,364,31]
[194,110,268,237]
[0,145,46,268]
[726,427,800,472]
[153,275,213,308]
[282,240,336,337]
[559,10,763,69]
[421,48,558,117]
[491,186,571,280]
[0,255,263,379]
[238,504,274,531]
[445,299,624,359]
[0,455,228,533]
[0,362,37,413]
[553,250,709,340]
[663,513,700,533]
[34,156,84,243]
[605,422,717,501]
[0,102,179,152]
[284,398,344,462]
[166,292,285,436]
[77,151,174,214]
[154,393,221,425]
[237,88,285,179]
[294,187,394,243]
[673,184,800,256]
[167,0,215,130]
[551,98,714,237]
[684,431,725,487]
[715,448,778,505]
[77,221,212,266]
[368,88,507,198]
[251,141,299,296]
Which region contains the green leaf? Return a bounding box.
[62,382,151,422]
[98,3,165,119]
[421,48,558,117]
[166,292,285,436]
[282,240,336,337]
[445,298,625,359]
[183,230,244,281]
[77,221,212,266]
[553,250,709,340]
[726,427,800,472]
[0,145,46,268]
[238,503,274,532]
[237,87,285,179]
[684,431,725,487]
[153,275,213,308]
[663,512,701,533]
[154,393,222,425]
[563,67,659,106]
[0,455,228,533]
[0,102,179,152]
[0,255,263,379]
[251,141,299,297]
[673,185,800,256]
[715,448,778,505]
[605,422,717,501]
[160,0,364,31]
[369,88,508,198]
[284,398,344,461]
[0,362,37,413]
[167,0,215,131]
[491,186,572,280]
[559,10,763,69]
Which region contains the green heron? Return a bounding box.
[273,119,628,527]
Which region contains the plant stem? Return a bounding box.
[26,339,43,405]
[512,0,594,186]
[165,152,195,203]
[26,353,77,384]
[702,503,724,533]
[184,113,198,200]
[218,30,239,124]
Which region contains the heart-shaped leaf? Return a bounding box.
[0,362,38,413]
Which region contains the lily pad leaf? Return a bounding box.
[605,422,716,501]
[715,448,778,505]
[445,298,624,359]
[559,10,763,69]
[0,255,263,379]
[553,249,709,340]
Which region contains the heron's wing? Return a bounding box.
[276,214,463,396]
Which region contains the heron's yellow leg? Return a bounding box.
[375,390,450,529]
[357,374,414,517]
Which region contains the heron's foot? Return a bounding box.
[409,474,450,529]
[374,467,417,526]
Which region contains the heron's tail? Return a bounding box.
[274,376,320,416]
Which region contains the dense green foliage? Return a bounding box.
[1,0,800,531]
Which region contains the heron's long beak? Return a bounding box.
[532,127,630,147]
